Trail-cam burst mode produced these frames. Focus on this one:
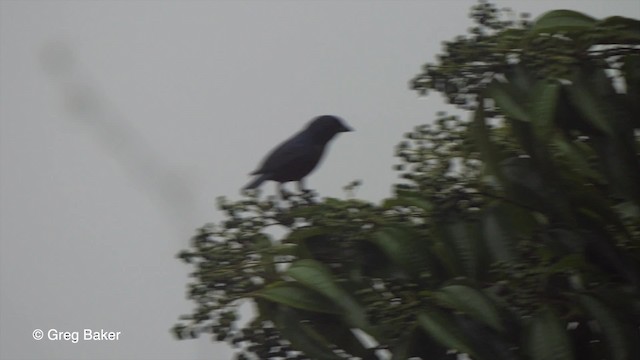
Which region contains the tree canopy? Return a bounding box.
[175,2,640,359]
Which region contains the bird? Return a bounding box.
[243,115,352,196]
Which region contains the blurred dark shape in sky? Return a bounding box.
[40,42,196,232]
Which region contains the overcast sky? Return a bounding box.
[1,1,639,359]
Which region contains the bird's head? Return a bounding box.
[306,115,352,142]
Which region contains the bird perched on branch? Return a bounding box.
[243,115,352,196]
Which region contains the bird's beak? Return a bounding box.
[340,124,353,132]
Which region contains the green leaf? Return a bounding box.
[470,97,504,182]
[599,16,640,43]
[551,136,603,182]
[286,259,343,298]
[482,204,517,262]
[529,80,560,142]
[453,315,520,360]
[271,306,342,360]
[506,116,537,159]
[267,243,298,256]
[417,309,477,357]
[486,80,531,122]
[253,282,342,315]
[252,233,277,279]
[444,220,480,279]
[284,227,332,259]
[564,261,598,284]
[384,190,433,212]
[615,201,640,220]
[309,316,376,360]
[591,134,640,206]
[430,223,462,277]
[389,332,413,360]
[526,307,574,360]
[500,157,576,226]
[566,71,615,137]
[579,294,631,360]
[284,227,332,244]
[532,9,596,34]
[600,16,640,29]
[390,327,447,360]
[504,65,536,97]
[435,285,504,332]
[622,55,640,127]
[286,259,370,332]
[371,226,428,277]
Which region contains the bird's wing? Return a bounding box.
[251,136,320,175]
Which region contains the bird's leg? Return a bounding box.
[278,183,291,200]
[297,180,316,203]
[297,179,309,194]
[298,179,311,195]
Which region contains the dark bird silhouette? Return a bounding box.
[244,115,352,195]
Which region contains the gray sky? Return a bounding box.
[1,1,638,359]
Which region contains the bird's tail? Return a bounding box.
[243,174,269,190]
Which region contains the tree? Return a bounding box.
[174,2,640,359]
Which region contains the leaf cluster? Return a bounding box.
[175,3,640,360]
